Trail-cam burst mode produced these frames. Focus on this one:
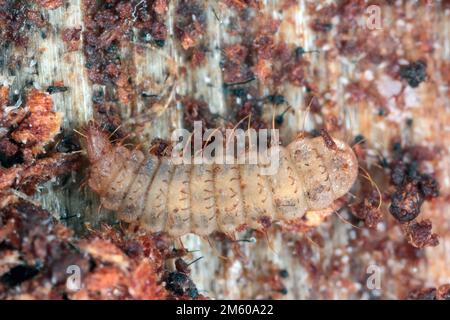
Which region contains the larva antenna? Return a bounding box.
[108,124,122,139]
[226,113,251,148]
[191,127,220,159]
[201,127,222,151]
[180,131,195,159]
[156,83,177,118]
[100,122,109,133]
[358,165,383,210]
[244,113,255,154]
[69,149,85,155]
[73,128,87,139]
[371,162,385,170]
[333,209,363,230]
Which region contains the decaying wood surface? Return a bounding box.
[1,0,450,299]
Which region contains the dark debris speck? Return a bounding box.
[165,271,199,299]
[46,86,68,94]
[400,61,427,88]
[0,264,41,287]
[279,269,289,278]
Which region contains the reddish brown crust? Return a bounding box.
[82,0,168,104]
[407,284,450,300]
[175,0,206,51]
[0,153,81,195]
[351,192,383,229]
[0,201,203,300]
[61,27,82,51]
[220,9,309,87]
[402,219,439,248]
[35,0,63,10]
[10,89,62,155]
[222,0,261,10]
[0,86,8,109]
[0,1,46,47]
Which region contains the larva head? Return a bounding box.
[288,135,358,203]
[84,122,112,163]
[323,138,359,199]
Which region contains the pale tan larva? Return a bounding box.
[84,124,358,238]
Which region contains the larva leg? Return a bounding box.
[190,164,217,236]
[268,147,308,220]
[166,164,192,237]
[119,154,160,222]
[214,164,245,235]
[240,161,275,229]
[100,149,145,211]
[288,139,334,210]
[140,158,174,233]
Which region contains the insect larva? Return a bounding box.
[84,124,358,238]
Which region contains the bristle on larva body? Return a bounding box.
[85,126,358,238]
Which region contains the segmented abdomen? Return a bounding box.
[88,136,357,237]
